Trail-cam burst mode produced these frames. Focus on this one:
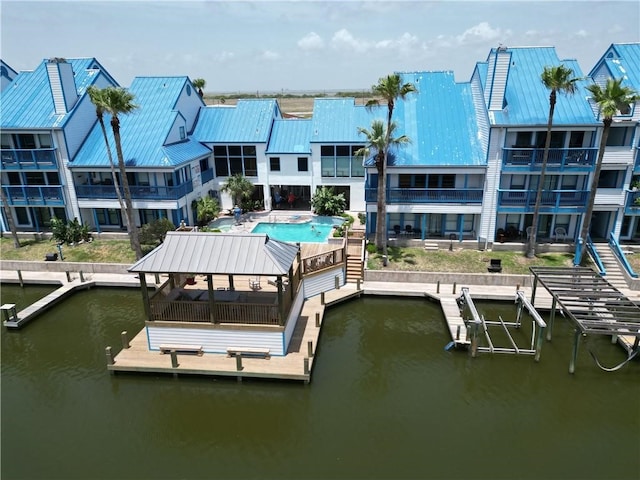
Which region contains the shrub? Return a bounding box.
[139,218,176,247]
[358,212,366,225]
[311,187,346,216]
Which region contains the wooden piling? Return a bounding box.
[307,340,313,358]
[65,271,71,282]
[320,292,325,305]
[235,353,243,371]
[315,312,320,328]
[121,331,130,349]
[456,325,460,341]
[357,278,361,290]
[547,297,557,341]
[105,346,114,366]
[79,271,85,282]
[170,351,179,368]
[436,281,440,294]
[335,276,340,289]
[17,270,24,287]
[303,357,309,375]
[452,282,457,294]
[569,329,582,374]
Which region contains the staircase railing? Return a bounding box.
[586,234,606,275]
[608,232,638,278]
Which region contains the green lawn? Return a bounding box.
[1,237,136,264]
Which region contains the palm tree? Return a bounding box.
[195,195,221,225]
[86,86,127,225]
[1,188,20,248]
[221,174,254,208]
[192,78,206,98]
[365,74,416,252]
[527,65,579,258]
[102,87,143,260]
[575,78,639,265]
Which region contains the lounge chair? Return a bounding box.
[487,259,502,273]
[554,227,567,243]
[249,277,261,290]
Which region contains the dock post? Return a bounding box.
[155,273,160,284]
[121,331,130,349]
[611,334,618,344]
[105,346,114,366]
[320,292,325,305]
[452,282,457,294]
[79,270,85,282]
[437,281,440,294]
[17,270,24,287]
[569,329,583,374]
[470,323,479,358]
[534,324,545,362]
[1,304,18,323]
[303,357,310,375]
[235,353,243,371]
[547,297,557,341]
[315,312,320,327]
[335,276,340,289]
[357,278,361,290]
[308,340,313,358]
[170,350,179,368]
[65,271,72,282]
[456,325,460,341]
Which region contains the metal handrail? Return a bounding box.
[608,232,638,278]
[586,234,606,275]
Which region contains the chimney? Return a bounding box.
[46,58,78,114]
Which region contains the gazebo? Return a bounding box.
[128,231,304,356]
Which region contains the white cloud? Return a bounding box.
[214,51,235,62]
[574,29,588,37]
[375,32,419,55]
[456,22,506,45]
[298,32,324,50]
[261,50,280,61]
[330,29,371,53]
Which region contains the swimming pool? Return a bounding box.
[207,217,236,232]
[251,216,344,243]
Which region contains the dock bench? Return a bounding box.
[159,344,204,356]
[226,347,270,359]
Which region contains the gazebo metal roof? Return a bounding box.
[128,232,299,276]
[529,267,640,337]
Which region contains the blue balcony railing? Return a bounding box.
[0,148,58,170]
[365,188,484,204]
[2,185,65,206]
[502,147,597,171]
[201,168,214,184]
[498,189,589,209]
[625,190,640,212]
[634,147,640,173]
[75,180,194,200]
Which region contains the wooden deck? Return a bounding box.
[109,284,363,383]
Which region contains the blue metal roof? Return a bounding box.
[73,76,209,168]
[266,119,312,154]
[484,47,598,126]
[592,43,640,91]
[192,99,279,143]
[0,57,115,129]
[310,98,378,143]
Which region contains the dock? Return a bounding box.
[108,284,363,383]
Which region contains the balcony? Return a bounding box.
[498,189,589,211]
[634,147,640,174]
[2,185,65,206]
[201,167,214,184]
[365,188,484,204]
[1,148,58,170]
[625,191,640,213]
[75,180,194,201]
[502,147,597,172]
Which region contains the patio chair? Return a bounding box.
[249,276,261,290]
[554,227,567,243]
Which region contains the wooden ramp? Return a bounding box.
[440,297,469,345]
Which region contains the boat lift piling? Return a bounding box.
[461,288,547,361]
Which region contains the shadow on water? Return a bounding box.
[1,286,638,480]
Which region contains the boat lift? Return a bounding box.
[458,288,547,361]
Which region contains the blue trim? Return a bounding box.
[609,233,638,278]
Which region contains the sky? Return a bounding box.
[2,0,639,93]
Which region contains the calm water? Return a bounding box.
[1,285,638,480]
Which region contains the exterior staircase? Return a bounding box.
[345,230,365,283]
[594,243,630,290]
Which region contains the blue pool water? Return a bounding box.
[251,216,343,243]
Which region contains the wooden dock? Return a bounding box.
[109,284,362,383]
[439,297,469,345]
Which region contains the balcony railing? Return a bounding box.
[634,147,640,173]
[1,148,58,170]
[201,167,214,184]
[625,191,640,212]
[365,188,484,204]
[498,189,589,209]
[502,147,597,171]
[1,185,65,206]
[75,180,194,200]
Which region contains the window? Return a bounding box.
[46,172,60,184]
[555,215,570,231]
[321,157,335,177]
[298,157,308,172]
[164,172,175,187]
[15,207,29,225]
[399,174,426,188]
[199,157,209,173]
[244,157,257,176]
[1,133,11,149]
[428,174,455,189]
[179,126,186,140]
[15,134,36,149]
[510,175,525,189]
[536,131,565,148]
[561,175,578,189]
[569,131,584,148]
[321,144,364,177]
[270,157,281,171]
[514,132,532,147]
[212,145,257,177]
[606,127,633,147]
[25,172,45,185]
[597,170,622,188]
